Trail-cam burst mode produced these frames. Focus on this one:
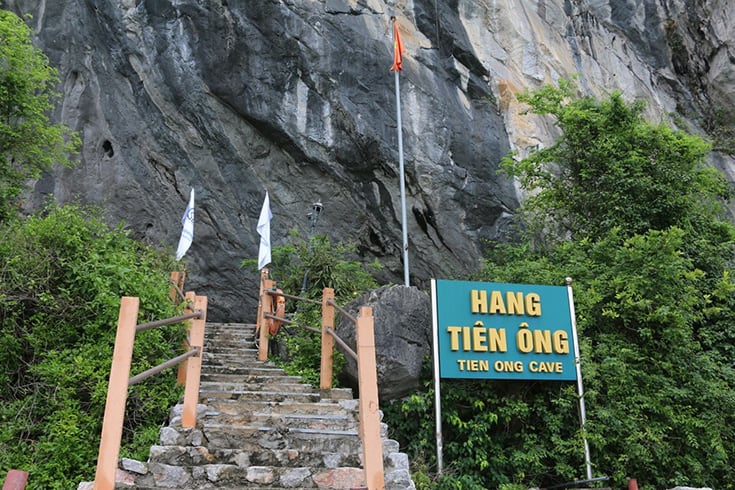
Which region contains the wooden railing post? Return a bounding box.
[2,469,29,489]
[356,306,385,490]
[258,279,275,361]
[171,271,189,386]
[255,268,268,336]
[320,288,335,389]
[94,297,139,490]
[181,292,207,428]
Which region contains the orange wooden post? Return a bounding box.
[258,279,275,361]
[2,469,29,489]
[172,271,189,386]
[94,296,139,490]
[320,288,335,389]
[355,306,385,490]
[255,268,268,336]
[182,293,207,428]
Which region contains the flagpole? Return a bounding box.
[392,17,410,287]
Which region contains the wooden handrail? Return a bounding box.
[93,291,207,490]
[256,273,384,489]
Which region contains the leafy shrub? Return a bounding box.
[0,204,184,488]
[243,231,380,386]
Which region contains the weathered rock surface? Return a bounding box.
[3,0,734,321]
[336,285,432,400]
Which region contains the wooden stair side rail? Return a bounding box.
[356,306,385,490]
[94,296,139,490]
[320,287,336,390]
[181,291,207,428]
[258,278,276,361]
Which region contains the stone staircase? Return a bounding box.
[113,322,416,489]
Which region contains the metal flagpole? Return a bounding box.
[392,17,410,287]
[566,277,593,480]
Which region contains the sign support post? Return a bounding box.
[430,280,444,474]
[567,277,592,480]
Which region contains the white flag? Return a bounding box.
[257,191,272,270]
[176,188,195,260]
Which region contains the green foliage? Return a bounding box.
[384,83,735,489]
[242,231,380,385]
[501,85,730,244]
[0,204,184,488]
[0,10,80,222]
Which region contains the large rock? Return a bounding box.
[2,0,734,321]
[336,285,432,400]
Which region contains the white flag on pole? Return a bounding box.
[176,188,195,260]
[257,191,272,270]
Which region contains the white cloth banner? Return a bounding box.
[257,191,272,270]
[176,188,195,260]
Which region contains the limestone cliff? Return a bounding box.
[3,0,733,320]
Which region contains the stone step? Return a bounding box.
[200,365,292,377]
[200,372,304,383]
[199,389,322,404]
[202,399,359,417]
[146,444,363,468]
[99,322,416,489]
[205,411,358,430]
[116,463,374,489]
[199,380,318,393]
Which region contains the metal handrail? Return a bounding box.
[136,311,202,333]
[265,288,322,305]
[325,327,357,361]
[128,347,201,386]
[327,298,356,324]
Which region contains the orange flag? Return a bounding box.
[390,21,405,71]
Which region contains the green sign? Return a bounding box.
[433,279,577,381]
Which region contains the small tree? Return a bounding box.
[501,81,730,244]
[385,83,735,490]
[0,10,79,222]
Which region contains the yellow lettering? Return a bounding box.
[526,293,541,316]
[533,329,552,353]
[489,291,506,314]
[471,289,487,314]
[447,326,462,351]
[494,360,524,372]
[479,360,489,371]
[553,331,569,354]
[462,326,471,351]
[516,323,533,353]
[472,322,488,351]
[488,328,508,352]
[506,291,524,315]
[529,361,563,373]
[457,359,466,370]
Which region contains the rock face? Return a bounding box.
[2,0,734,321]
[336,285,432,400]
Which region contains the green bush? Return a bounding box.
[243,232,380,386]
[0,204,184,488]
